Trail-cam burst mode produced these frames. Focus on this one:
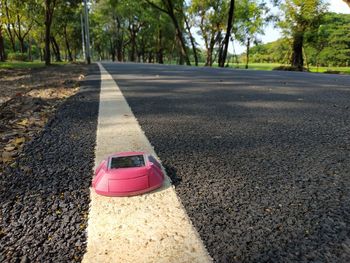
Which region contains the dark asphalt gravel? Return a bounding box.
[0,65,100,262]
[103,62,350,263]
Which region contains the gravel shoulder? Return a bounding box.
[0,64,89,170]
[103,62,350,263]
[0,64,100,262]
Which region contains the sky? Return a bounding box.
[195,0,350,55]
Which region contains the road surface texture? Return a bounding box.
[102,62,350,263]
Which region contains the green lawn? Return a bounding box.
[308,65,350,74]
[230,63,280,71]
[229,63,350,75]
[0,61,68,69]
[194,61,350,74]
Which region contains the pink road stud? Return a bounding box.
[92,152,165,197]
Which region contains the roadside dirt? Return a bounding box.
[0,63,89,172]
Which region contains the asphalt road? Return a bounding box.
[102,62,350,263]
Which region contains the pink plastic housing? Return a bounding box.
[92,152,165,197]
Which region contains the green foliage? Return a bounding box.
[246,12,350,67]
[234,0,269,45]
[278,0,328,69]
[279,0,328,35]
[0,0,349,68]
[7,52,28,61]
[189,0,229,65]
[305,12,350,66]
[0,61,44,68]
[247,38,291,63]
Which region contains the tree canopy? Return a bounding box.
[246,12,350,67]
[0,0,349,70]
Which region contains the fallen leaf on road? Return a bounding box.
[17,118,29,127]
[4,145,16,151]
[2,151,14,163]
[14,137,25,145]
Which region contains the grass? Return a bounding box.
[0,61,68,69]
[230,63,280,71]
[227,63,350,75]
[308,66,350,74]
[196,62,350,75]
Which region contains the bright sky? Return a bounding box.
[227,0,350,54]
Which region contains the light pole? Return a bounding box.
[83,0,91,64]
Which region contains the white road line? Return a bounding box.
[82,63,212,263]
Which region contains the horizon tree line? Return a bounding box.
[0,0,349,70]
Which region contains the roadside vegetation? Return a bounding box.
[233,63,350,74]
[0,63,87,165]
[0,0,349,72]
[240,12,350,73]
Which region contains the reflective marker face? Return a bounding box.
[110,155,145,169]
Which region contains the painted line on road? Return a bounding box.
[82,63,212,263]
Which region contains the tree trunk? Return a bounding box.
[130,32,136,62]
[157,29,164,64]
[245,37,250,69]
[165,0,191,66]
[205,33,216,66]
[15,14,27,53]
[45,23,51,65]
[219,0,235,67]
[206,48,212,66]
[291,32,304,71]
[5,26,16,52]
[0,26,5,61]
[18,38,25,53]
[73,48,77,61]
[117,46,123,62]
[115,17,124,62]
[109,40,116,62]
[28,36,32,61]
[4,0,16,52]
[303,47,309,71]
[184,16,198,66]
[51,36,61,62]
[64,26,73,62]
[44,0,56,66]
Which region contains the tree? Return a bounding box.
[145,0,191,65]
[218,0,234,67]
[44,0,57,65]
[315,13,350,66]
[3,0,16,51]
[51,1,81,62]
[92,0,127,62]
[304,23,328,69]
[279,0,328,70]
[189,0,228,66]
[1,0,42,59]
[0,0,6,61]
[0,24,5,61]
[183,5,198,66]
[235,0,269,69]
